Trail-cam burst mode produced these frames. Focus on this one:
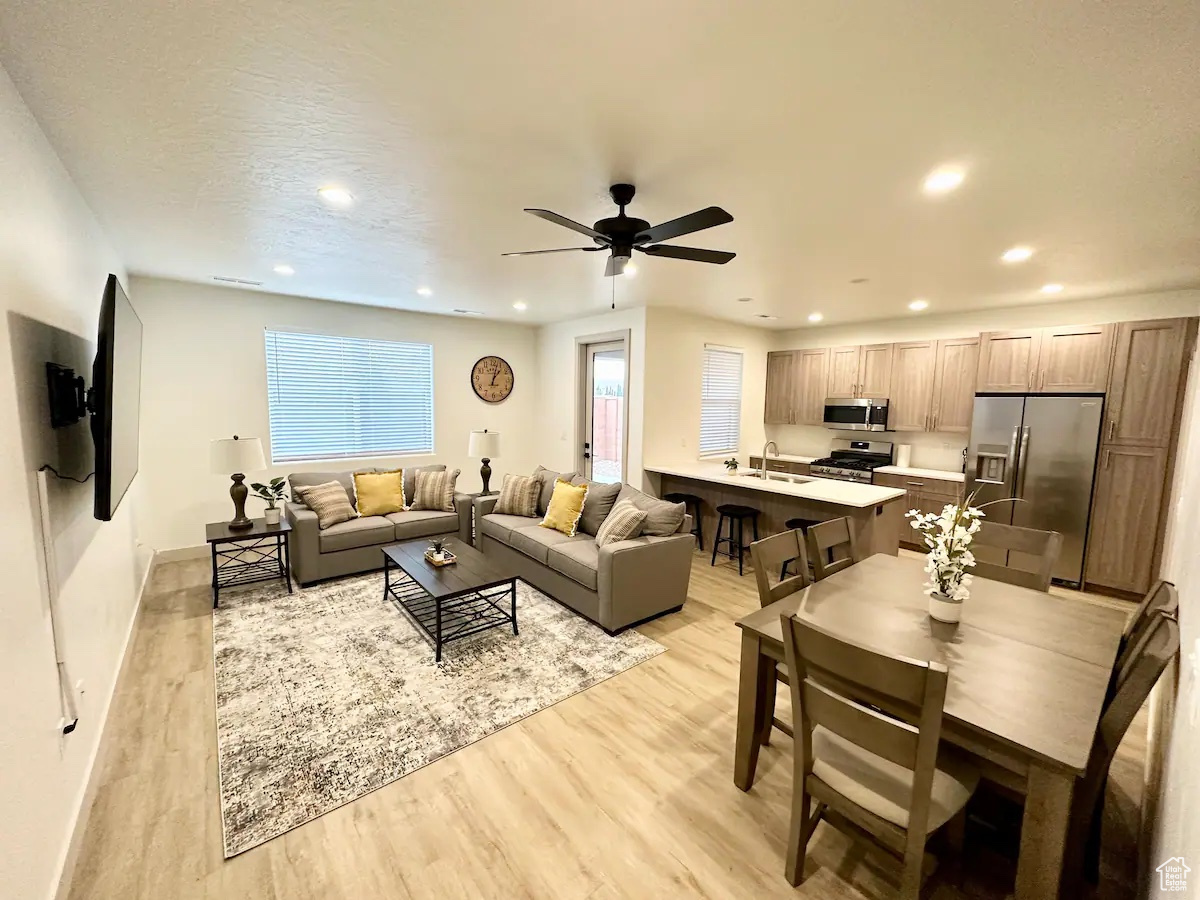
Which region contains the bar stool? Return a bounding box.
[663,492,705,550]
[711,504,760,576]
[781,517,820,580]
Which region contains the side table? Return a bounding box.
[205,517,293,608]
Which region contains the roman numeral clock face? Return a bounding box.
[471,356,514,403]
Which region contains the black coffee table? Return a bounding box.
[382,537,518,662]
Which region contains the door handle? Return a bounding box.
[1015,425,1031,498]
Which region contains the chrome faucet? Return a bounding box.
[761,441,779,479]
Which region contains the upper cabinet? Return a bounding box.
[888,341,937,431]
[977,324,1115,394]
[1105,318,1193,447]
[793,348,829,425]
[930,337,981,432]
[764,351,796,425]
[825,344,892,400]
[826,346,862,399]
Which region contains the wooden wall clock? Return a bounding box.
[471,356,514,403]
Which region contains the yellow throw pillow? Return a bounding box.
[540,477,589,536]
[352,470,406,516]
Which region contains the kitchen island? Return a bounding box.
[644,463,908,560]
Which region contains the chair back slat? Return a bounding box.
[801,679,921,770]
[806,517,858,582]
[750,531,809,606]
[972,522,1062,592]
[1115,583,1177,685]
[1123,581,1170,641]
[791,617,931,708]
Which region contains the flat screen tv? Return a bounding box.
[91,274,143,521]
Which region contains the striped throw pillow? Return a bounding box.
[410,468,460,512]
[494,474,539,517]
[595,499,647,547]
[293,481,357,530]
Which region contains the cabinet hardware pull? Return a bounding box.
[1104,450,1111,470]
[906,481,925,486]
[1107,419,1116,441]
[1039,370,1045,390]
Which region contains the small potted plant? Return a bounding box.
[251,477,287,525]
[724,457,740,474]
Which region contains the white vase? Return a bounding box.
[264,507,281,526]
[928,591,962,624]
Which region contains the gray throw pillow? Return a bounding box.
[571,476,623,536]
[616,484,686,536]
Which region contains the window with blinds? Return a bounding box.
[699,346,743,456]
[263,330,435,463]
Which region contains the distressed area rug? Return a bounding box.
[213,572,665,856]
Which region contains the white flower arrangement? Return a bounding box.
[905,492,986,603]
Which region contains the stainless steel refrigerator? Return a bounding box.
[965,395,1105,586]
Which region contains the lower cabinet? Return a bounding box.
[1085,445,1169,594]
[873,473,963,549]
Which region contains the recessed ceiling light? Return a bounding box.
[512,301,527,311]
[736,297,753,303]
[754,313,778,320]
[909,299,930,311]
[1001,246,1034,264]
[624,262,638,278]
[416,286,433,297]
[1040,283,1064,294]
[317,186,354,207]
[922,166,965,195]
[452,308,485,316]
[808,312,824,323]
[273,264,294,276]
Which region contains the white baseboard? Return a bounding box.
[51,549,155,900]
[154,543,208,562]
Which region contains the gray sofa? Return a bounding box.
[286,466,471,585]
[473,471,694,633]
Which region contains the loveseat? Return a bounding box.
[286,465,471,585]
[473,469,694,632]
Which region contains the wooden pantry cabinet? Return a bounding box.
[976,324,1114,394]
[1085,446,1169,594]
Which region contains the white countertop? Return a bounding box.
[645,463,906,509]
[874,465,965,483]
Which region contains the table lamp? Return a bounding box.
[211,435,267,529]
[468,429,501,494]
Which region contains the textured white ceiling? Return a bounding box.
[1,1,1198,327]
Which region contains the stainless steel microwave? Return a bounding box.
[822,397,890,432]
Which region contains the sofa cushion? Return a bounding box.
[318,515,394,553]
[532,465,574,516]
[403,464,446,508]
[509,523,579,564]
[290,470,365,507]
[617,484,686,536]
[546,539,600,591]
[571,476,623,535]
[479,513,539,543]
[386,509,459,540]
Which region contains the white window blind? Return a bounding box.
[264,330,434,463]
[700,346,743,456]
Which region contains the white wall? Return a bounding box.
[132,277,542,552]
[642,306,770,467]
[535,307,647,485]
[765,290,1200,471]
[0,65,151,900]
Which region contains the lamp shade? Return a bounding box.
[468,430,501,459]
[210,436,266,474]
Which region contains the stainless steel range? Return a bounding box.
[809,439,894,483]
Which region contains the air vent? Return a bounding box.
[212,276,264,287]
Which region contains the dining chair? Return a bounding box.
[1110,582,1177,697]
[780,615,980,896]
[748,532,810,746]
[970,522,1063,592]
[806,517,858,582]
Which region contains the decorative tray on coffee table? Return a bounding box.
[424,549,457,567]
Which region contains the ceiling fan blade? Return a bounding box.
[604,255,630,277]
[635,206,733,245]
[525,209,610,242]
[638,245,736,264]
[501,247,604,256]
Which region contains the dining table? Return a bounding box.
[733,553,1127,899]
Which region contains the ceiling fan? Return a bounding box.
[503,183,735,277]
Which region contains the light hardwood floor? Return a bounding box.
[65,550,1145,899]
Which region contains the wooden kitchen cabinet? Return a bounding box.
[793,348,829,425]
[1085,446,1169,594]
[826,346,861,399]
[764,351,795,424]
[930,337,980,432]
[1105,318,1192,447]
[976,329,1042,392]
[888,341,937,431]
[857,343,894,399]
[1037,324,1115,393]
[873,472,962,548]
